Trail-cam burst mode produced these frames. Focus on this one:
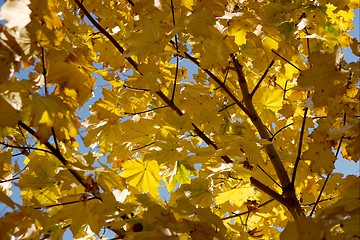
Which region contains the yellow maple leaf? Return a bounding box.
[215,184,255,207]
[119,159,161,197]
[297,50,347,107]
[181,0,194,10]
[253,86,284,114]
[0,97,20,128]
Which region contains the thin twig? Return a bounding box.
[123,85,149,92]
[131,142,155,151]
[0,141,53,155]
[41,48,60,154]
[73,0,140,72]
[41,47,48,95]
[291,106,308,185]
[0,177,19,184]
[17,121,93,193]
[258,165,282,188]
[310,174,330,217]
[218,103,236,113]
[34,196,97,209]
[214,66,230,91]
[304,28,311,56]
[310,113,347,217]
[170,0,179,103]
[51,126,60,153]
[222,199,274,220]
[271,50,301,72]
[250,59,275,98]
[271,123,294,141]
[123,106,168,116]
[302,196,337,206]
[181,50,254,118]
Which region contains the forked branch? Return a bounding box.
[17,121,101,200]
[231,54,304,219]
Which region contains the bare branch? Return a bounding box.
[34,196,97,209]
[170,0,179,103]
[291,106,308,185]
[41,47,48,95]
[310,174,330,217]
[131,142,155,151]
[222,199,274,220]
[231,54,304,219]
[0,177,19,184]
[73,0,140,72]
[250,177,291,209]
[310,113,347,217]
[17,121,96,196]
[271,123,294,141]
[123,106,168,115]
[258,165,282,188]
[250,59,275,98]
[123,85,150,92]
[0,141,53,155]
[218,103,236,113]
[271,50,301,71]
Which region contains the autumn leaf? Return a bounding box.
[119,159,161,197]
[0,0,359,239]
[215,184,255,208]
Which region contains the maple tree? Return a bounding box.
[0,0,359,239]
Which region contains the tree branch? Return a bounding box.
[17,121,98,196]
[310,113,347,217]
[170,0,179,103]
[0,141,53,155]
[271,123,294,141]
[250,177,291,209]
[231,54,304,219]
[73,0,270,204]
[123,106,168,116]
[250,59,275,98]
[271,50,301,71]
[258,165,281,188]
[181,50,254,118]
[73,0,140,72]
[222,198,274,220]
[34,196,97,209]
[291,106,308,185]
[0,177,19,184]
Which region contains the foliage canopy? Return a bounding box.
[0,0,359,239]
